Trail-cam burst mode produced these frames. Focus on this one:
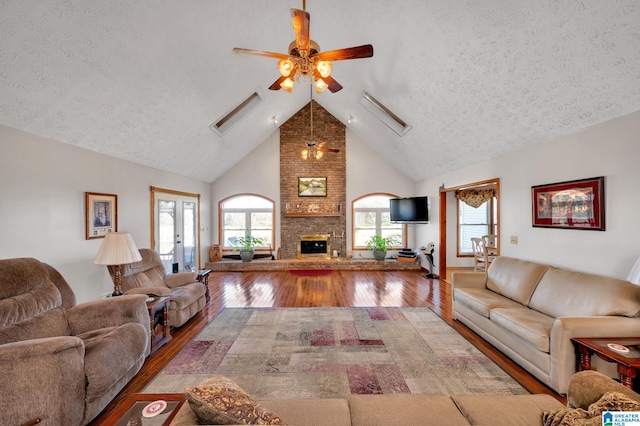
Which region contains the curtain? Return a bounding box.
[456,188,495,208]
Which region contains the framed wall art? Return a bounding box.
[298,177,327,197]
[531,176,605,230]
[85,192,118,239]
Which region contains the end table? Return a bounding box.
[572,337,640,391]
[146,296,172,355]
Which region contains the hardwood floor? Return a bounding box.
[89,270,565,424]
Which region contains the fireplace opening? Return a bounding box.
[297,234,331,259]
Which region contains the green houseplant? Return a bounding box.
[232,235,264,262]
[365,235,396,261]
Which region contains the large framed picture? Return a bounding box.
[298,177,327,197]
[85,192,118,239]
[531,176,605,230]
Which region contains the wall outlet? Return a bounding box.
[510,236,518,244]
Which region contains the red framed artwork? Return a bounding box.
[531,176,605,230]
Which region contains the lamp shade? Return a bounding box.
[628,256,640,285]
[93,232,142,266]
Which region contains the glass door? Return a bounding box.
[151,187,200,272]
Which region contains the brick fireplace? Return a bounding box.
[280,101,346,259]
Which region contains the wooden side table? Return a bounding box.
[147,296,172,355]
[196,269,211,302]
[98,392,185,425]
[572,337,640,390]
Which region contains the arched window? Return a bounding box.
[352,193,406,250]
[219,194,275,250]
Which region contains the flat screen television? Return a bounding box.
[389,196,429,223]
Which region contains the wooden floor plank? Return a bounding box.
[89,270,565,424]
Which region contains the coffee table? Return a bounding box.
[99,393,186,425]
[572,337,640,390]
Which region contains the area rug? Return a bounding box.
[288,269,333,276]
[144,307,528,399]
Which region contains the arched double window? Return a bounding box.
[352,193,406,250]
[219,194,275,250]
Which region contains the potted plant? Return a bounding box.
[365,235,396,261]
[232,235,264,262]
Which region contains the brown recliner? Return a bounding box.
[113,248,206,328]
[0,257,150,425]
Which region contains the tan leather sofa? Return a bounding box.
[0,258,150,425]
[452,256,640,394]
[112,249,207,328]
[170,393,564,426]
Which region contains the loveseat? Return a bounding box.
[168,376,564,425]
[111,248,207,328]
[0,257,150,425]
[452,256,640,394]
[168,371,640,425]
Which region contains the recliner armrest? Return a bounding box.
[125,286,172,297]
[165,271,198,288]
[66,294,150,336]
[0,336,86,426]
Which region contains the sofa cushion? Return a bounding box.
[454,288,524,318]
[529,267,640,318]
[165,272,198,288]
[453,394,564,426]
[349,394,471,426]
[185,376,287,425]
[490,308,554,352]
[79,322,148,401]
[486,257,549,306]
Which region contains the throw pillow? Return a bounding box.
[543,391,640,426]
[185,376,287,425]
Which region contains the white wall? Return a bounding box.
[416,111,640,279]
[0,125,212,303]
[210,127,416,258]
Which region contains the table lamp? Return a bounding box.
[627,256,640,286]
[93,232,142,296]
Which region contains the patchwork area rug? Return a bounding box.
[144,307,528,399]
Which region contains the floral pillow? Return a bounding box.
[185,376,287,425]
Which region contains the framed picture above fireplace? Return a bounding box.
[298,177,327,197]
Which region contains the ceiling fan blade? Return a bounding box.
[319,74,343,93]
[291,8,310,57]
[312,44,374,61]
[233,47,290,60]
[268,75,287,91]
[318,147,340,153]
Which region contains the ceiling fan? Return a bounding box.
[233,1,373,93]
[303,88,339,160]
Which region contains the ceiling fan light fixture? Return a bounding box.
[280,78,295,93]
[314,78,328,93]
[278,59,294,77]
[316,60,332,78]
[301,149,309,160]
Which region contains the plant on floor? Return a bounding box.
[365,235,397,261]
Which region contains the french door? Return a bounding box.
[151,187,200,272]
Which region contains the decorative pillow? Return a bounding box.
[543,391,640,426]
[185,376,287,425]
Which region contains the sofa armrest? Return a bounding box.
[66,294,150,336]
[165,272,198,288]
[0,337,86,426]
[452,272,487,289]
[549,316,640,395]
[567,370,640,409]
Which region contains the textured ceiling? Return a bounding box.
[1,1,639,183]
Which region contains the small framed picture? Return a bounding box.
[85,192,118,239]
[531,176,605,230]
[298,177,327,197]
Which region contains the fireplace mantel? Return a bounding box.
[283,212,343,218]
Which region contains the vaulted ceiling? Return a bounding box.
[1,1,639,183]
